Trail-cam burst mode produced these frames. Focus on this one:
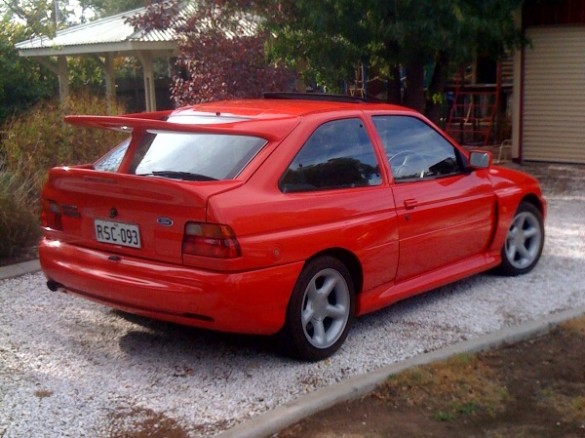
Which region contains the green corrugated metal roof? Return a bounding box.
[15,7,182,55]
[15,5,257,57]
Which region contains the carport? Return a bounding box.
[14,7,181,112]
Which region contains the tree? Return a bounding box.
[261,0,525,117]
[1,0,57,36]
[0,20,57,124]
[129,0,295,106]
[1,0,145,30]
[130,0,524,117]
[78,0,149,19]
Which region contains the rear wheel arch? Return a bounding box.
[305,248,364,294]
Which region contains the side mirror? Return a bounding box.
[468,150,492,169]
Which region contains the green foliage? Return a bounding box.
[68,57,105,92]
[260,0,525,113]
[0,93,126,257]
[1,0,56,37]
[134,0,524,114]
[433,400,481,421]
[0,21,57,125]
[130,0,295,105]
[433,410,455,422]
[1,0,95,29]
[260,1,360,91]
[79,0,148,18]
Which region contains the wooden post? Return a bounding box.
[104,54,116,113]
[138,51,156,112]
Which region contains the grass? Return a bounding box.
[377,352,509,422]
[278,315,585,437]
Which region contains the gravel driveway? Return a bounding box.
[1,163,584,437]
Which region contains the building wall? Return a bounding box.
[514,1,585,163]
[521,27,585,163]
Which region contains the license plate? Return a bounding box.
[95,219,141,248]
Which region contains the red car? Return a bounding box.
[40,94,546,361]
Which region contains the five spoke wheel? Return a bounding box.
[280,256,355,361]
[301,268,351,349]
[499,202,544,276]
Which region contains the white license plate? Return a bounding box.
[94,219,141,248]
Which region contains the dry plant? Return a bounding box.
[0,93,127,258]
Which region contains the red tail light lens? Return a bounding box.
[182,222,241,258]
[40,199,63,231]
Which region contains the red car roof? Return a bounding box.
[172,98,413,119]
[64,97,418,142]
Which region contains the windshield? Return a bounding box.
[129,131,267,180]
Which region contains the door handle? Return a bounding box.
[404,198,418,209]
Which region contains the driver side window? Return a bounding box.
[372,116,464,182]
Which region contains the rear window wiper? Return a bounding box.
[137,171,218,181]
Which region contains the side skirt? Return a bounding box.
[356,252,501,316]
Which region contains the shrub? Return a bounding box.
[0,93,127,259]
[2,93,127,192]
[0,169,40,258]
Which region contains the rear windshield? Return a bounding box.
[129,131,266,181]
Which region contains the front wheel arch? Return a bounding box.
[520,193,545,217]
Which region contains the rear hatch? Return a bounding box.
[40,111,298,265]
[42,168,243,265]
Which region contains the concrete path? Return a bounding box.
[0,259,40,281]
[218,305,585,437]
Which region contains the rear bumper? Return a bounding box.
[39,239,302,335]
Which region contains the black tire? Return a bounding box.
[498,202,544,276]
[279,256,355,361]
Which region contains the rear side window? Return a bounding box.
[129,131,266,181]
[94,138,131,172]
[280,118,381,192]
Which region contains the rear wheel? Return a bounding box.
[498,202,544,276]
[280,256,355,361]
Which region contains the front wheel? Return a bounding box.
[280,256,355,361]
[498,202,544,276]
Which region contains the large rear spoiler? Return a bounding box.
[64,114,295,142]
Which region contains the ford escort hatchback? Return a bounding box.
[40,94,546,361]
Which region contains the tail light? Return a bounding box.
[40,199,63,231]
[182,222,241,258]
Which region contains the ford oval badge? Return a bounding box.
[157,217,174,227]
